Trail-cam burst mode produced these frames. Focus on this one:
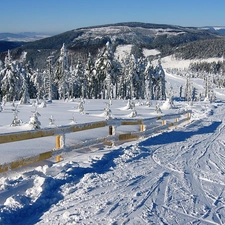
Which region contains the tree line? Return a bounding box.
[0,42,166,103]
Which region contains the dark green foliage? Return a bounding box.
[189,60,225,74]
[175,38,225,59]
[0,41,25,52]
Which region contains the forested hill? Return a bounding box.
[0,22,223,69]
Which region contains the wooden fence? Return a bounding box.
[0,110,191,173]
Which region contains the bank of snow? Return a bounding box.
[1,71,225,224]
[161,55,224,70]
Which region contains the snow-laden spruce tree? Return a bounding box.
[94,41,114,99]
[55,44,70,100]
[152,58,166,100]
[32,69,43,103]
[204,73,215,102]
[126,54,138,99]
[83,53,95,99]
[119,56,130,99]
[144,58,154,101]
[0,50,23,101]
[45,53,54,101]
[184,74,193,102]
[19,74,30,104]
[136,57,146,99]
[74,60,85,98]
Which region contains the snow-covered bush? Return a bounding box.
[78,98,85,114]
[10,105,22,126]
[70,113,76,124]
[39,99,47,108]
[126,99,132,110]
[155,103,162,114]
[104,102,112,120]
[49,115,55,126]
[29,107,41,129]
[129,102,137,117]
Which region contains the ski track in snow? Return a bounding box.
[0,101,225,224]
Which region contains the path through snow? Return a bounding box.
[0,101,225,224]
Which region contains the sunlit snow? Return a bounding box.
[1,71,225,225]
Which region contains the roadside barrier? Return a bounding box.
[0,110,191,173]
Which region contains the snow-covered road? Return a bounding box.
[0,100,225,224]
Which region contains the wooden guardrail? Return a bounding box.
[0,110,191,173]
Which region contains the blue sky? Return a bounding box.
[2,0,225,34]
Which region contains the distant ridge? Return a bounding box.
[0,22,224,69]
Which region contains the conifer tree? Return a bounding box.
[94,41,114,99]
[144,58,153,100]
[153,58,166,100]
[1,50,22,101]
[32,69,43,102]
[20,74,30,104]
[46,53,54,101]
[55,44,70,100]
[184,74,192,102]
[84,53,95,98]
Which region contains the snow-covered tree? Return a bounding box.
[74,60,84,98]
[19,74,30,104]
[29,107,41,129]
[77,97,85,114]
[94,41,114,99]
[55,44,70,100]
[184,74,193,102]
[49,115,55,125]
[32,69,43,102]
[144,58,154,101]
[104,102,112,120]
[1,50,22,101]
[129,101,137,117]
[152,58,166,100]
[84,53,95,98]
[10,105,22,126]
[45,53,54,101]
[126,54,138,99]
[204,73,215,102]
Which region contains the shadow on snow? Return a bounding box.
[0,147,125,225]
[140,121,221,146]
[1,120,221,224]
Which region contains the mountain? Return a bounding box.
[0,22,224,69]
[0,32,54,55]
[0,32,52,42]
[0,40,25,53]
[202,26,225,35]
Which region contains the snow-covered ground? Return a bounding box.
[1,72,225,224]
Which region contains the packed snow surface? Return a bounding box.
[1,72,225,224]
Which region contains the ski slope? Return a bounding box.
[1,72,225,225]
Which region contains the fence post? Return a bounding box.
[56,155,62,162]
[187,112,191,119]
[140,124,145,132]
[56,134,65,149]
[109,126,115,135]
[56,135,61,149]
[162,120,166,125]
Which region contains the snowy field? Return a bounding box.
[1,72,225,224]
